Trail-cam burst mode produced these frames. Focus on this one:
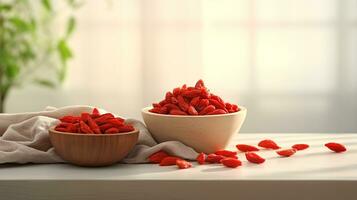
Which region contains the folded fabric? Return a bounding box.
[0,105,198,164]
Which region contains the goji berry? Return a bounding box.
[245,152,265,164]
[159,156,182,166]
[195,79,205,89]
[292,144,309,151]
[148,150,169,163]
[236,144,259,152]
[198,105,215,115]
[171,97,178,104]
[225,103,232,110]
[81,112,91,122]
[207,109,227,115]
[79,121,93,134]
[152,103,161,108]
[94,113,115,125]
[176,159,192,169]
[99,123,115,132]
[105,127,119,134]
[87,117,101,134]
[169,109,187,115]
[206,154,225,163]
[187,106,198,115]
[182,89,202,98]
[221,158,242,168]
[165,92,173,103]
[258,139,280,150]
[177,95,189,111]
[159,99,167,106]
[59,116,80,123]
[215,150,237,157]
[159,106,169,114]
[276,148,296,157]
[190,96,200,107]
[196,152,206,165]
[196,99,210,111]
[173,87,181,96]
[325,142,346,153]
[118,125,135,133]
[92,108,100,118]
[164,103,180,111]
[209,99,226,110]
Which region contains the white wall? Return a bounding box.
[6,0,357,132]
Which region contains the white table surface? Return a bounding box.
[1,133,357,200]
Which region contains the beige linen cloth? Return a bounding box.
[0,105,198,164]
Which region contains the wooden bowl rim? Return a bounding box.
[142,105,247,118]
[49,126,139,137]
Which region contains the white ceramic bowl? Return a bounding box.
[141,106,247,153]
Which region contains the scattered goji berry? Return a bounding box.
[245,152,265,164]
[276,148,296,157]
[148,150,169,163]
[292,144,309,151]
[159,156,182,166]
[221,158,242,168]
[215,150,237,157]
[196,152,206,165]
[236,144,259,152]
[325,142,346,153]
[176,159,192,169]
[206,154,225,163]
[258,139,280,150]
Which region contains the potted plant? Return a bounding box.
[0,0,79,112]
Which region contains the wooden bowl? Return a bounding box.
[142,106,247,153]
[49,127,139,167]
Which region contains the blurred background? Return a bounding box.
[3,0,357,133]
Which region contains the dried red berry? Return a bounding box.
[196,152,206,165]
[176,160,192,169]
[276,148,296,157]
[214,150,237,157]
[221,158,242,168]
[245,152,265,164]
[292,144,309,151]
[206,154,225,163]
[236,144,259,152]
[325,142,346,153]
[258,139,280,150]
[148,150,169,163]
[159,156,182,166]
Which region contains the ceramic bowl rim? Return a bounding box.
[141,105,246,118]
[49,126,139,137]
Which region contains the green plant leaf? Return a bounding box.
[66,17,76,38]
[9,17,31,32]
[57,39,73,63]
[41,0,52,11]
[0,4,12,12]
[33,79,56,88]
[5,63,20,79]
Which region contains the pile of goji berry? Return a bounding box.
[148,139,347,169]
[54,108,135,134]
[149,80,240,115]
